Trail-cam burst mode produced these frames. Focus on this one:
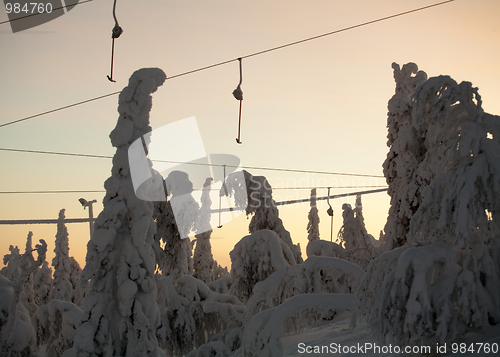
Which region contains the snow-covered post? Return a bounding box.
[306,188,320,242]
[50,209,74,302]
[79,198,97,240]
[67,68,166,357]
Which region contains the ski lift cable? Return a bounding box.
[0,0,95,26]
[0,147,385,178]
[210,187,388,213]
[0,185,388,195]
[0,0,456,128]
[0,190,105,194]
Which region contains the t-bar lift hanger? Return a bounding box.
[107,0,123,82]
[232,58,243,144]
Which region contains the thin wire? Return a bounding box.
[0,0,95,26]
[0,186,389,195]
[0,147,385,178]
[0,0,456,129]
[0,190,105,194]
[273,185,388,190]
[0,92,120,128]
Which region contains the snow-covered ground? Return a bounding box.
[283,313,500,357]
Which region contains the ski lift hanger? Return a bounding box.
[107,0,123,82]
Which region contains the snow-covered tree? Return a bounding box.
[243,171,302,264]
[33,261,52,307]
[337,202,378,270]
[382,62,428,250]
[0,238,46,356]
[306,188,320,242]
[1,245,21,282]
[68,257,82,306]
[50,209,74,303]
[156,275,244,356]
[356,65,500,348]
[229,229,297,303]
[32,299,83,357]
[0,275,36,357]
[66,68,167,357]
[306,239,344,258]
[192,178,216,283]
[20,232,37,316]
[153,199,194,282]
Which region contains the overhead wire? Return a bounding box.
[0,147,385,178]
[0,0,456,129]
[0,186,389,195]
[0,190,105,194]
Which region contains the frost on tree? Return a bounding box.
[229,229,297,303]
[50,209,75,303]
[20,232,37,316]
[66,68,166,357]
[0,238,46,356]
[156,275,244,357]
[306,239,344,259]
[192,178,217,283]
[336,199,378,270]
[246,255,364,317]
[153,201,194,282]
[382,62,428,250]
[306,188,320,242]
[242,171,302,264]
[1,245,21,282]
[33,260,52,307]
[357,65,500,347]
[69,257,83,307]
[32,299,83,357]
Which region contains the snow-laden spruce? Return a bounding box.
[33,260,52,307]
[156,274,244,356]
[382,62,428,250]
[229,229,296,303]
[32,299,83,357]
[356,62,500,347]
[306,188,320,242]
[20,232,37,316]
[241,171,302,264]
[337,197,379,270]
[50,209,81,304]
[153,199,194,282]
[192,178,215,283]
[246,255,364,317]
[64,68,167,357]
[0,237,47,356]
